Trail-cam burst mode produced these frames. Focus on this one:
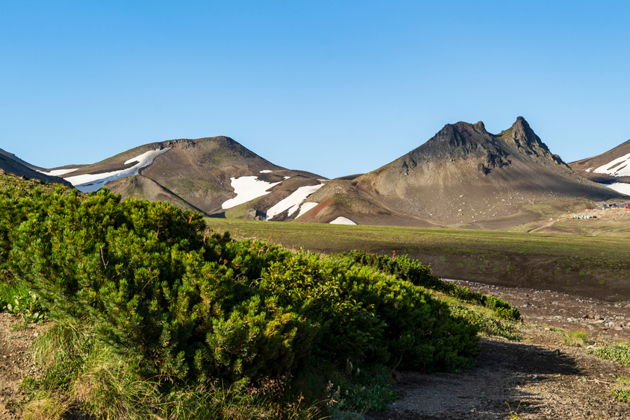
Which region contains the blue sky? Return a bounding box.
[2,1,629,178]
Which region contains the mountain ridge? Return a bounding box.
[4,116,627,228]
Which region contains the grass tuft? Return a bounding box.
[563,330,590,347]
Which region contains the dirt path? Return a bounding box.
[368,335,629,419]
[0,314,44,420]
[368,281,630,419]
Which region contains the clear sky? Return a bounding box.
[2,0,630,178]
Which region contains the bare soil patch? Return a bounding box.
[0,314,45,420]
[368,281,630,419]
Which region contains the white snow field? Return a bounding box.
[38,168,79,177]
[296,202,319,218]
[221,176,282,209]
[65,148,170,193]
[265,184,324,220]
[259,169,273,173]
[329,216,357,225]
[602,182,630,196]
[594,153,630,177]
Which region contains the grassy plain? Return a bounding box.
[205,218,630,300]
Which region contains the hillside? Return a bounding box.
[0,148,71,186]
[299,117,623,228]
[571,139,630,196]
[51,137,326,217]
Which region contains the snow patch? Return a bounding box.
[601,182,630,196]
[38,168,79,176]
[259,169,273,173]
[265,184,324,220]
[296,202,319,218]
[65,148,170,193]
[329,216,357,225]
[222,176,281,209]
[594,153,630,177]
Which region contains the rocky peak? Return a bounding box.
[501,117,566,165]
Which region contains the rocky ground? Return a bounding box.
[368,280,630,419]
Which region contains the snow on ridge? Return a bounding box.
[594,153,630,177]
[296,202,319,218]
[38,168,79,177]
[222,176,282,209]
[65,148,170,193]
[265,184,324,220]
[329,216,357,225]
[259,169,273,173]
[601,182,630,196]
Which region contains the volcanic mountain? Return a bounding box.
[298,117,623,228]
[50,137,326,218]
[0,148,71,186]
[570,139,630,196]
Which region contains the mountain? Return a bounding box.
[298,117,623,228]
[0,148,71,186]
[570,140,630,196]
[53,137,326,217]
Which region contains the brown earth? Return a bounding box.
[368,280,630,420]
[0,314,46,420]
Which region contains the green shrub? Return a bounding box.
[342,250,521,321]
[0,183,479,403]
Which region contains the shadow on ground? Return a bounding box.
[366,338,581,420]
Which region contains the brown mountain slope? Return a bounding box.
[301,117,623,228]
[59,137,326,217]
[570,140,630,191]
[0,148,71,186]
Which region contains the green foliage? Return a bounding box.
[0,177,484,418]
[612,377,630,404]
[448,305,520,341]
[0,281,46,323]
[327,364,398,413]
[342,250,521,321]
[563,330,590,347]
[588,342,630,367]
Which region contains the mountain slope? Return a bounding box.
[0,148,71,186]
[56,137,326,217]
[300,117,623,228]
[570,139,630,196]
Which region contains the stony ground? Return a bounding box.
[367,280,630,420]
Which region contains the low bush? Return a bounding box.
[342,250,521,321]
[0,179,482,417]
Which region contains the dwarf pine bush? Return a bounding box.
[0,178,481,416]
[343,250,520,321]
